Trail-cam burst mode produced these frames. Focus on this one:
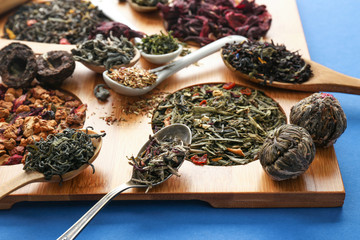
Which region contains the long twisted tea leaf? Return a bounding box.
[152,84,286,166]
[23,127,105,180]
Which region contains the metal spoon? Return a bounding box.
[102,35,247,96]
[57,123,192,240]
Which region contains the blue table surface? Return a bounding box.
[1,0,360,239]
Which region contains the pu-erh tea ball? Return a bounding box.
[290,93,347,148]
[36,50,75,87]
[259,124,316,181]
[0,42,37,88]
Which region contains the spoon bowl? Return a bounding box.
[221,49,360,95]
[0,129,103,200]
[58,124,192,240]
[80,47,141,74]
[140,44,183,65]
[102,35,248,96]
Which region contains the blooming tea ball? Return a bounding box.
[290,93,347,147]
[259,124,316,181]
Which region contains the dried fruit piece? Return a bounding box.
[0,43,37,88]
[36,51,76,87]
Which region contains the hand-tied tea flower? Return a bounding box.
[3,0,109,44]
[152,84,286,166]
[259,124,316,181]
[23,128,105,180]
[132,0,168,7]
[0,43,37,88]
[222,41,313,84]
[36,51,76,87]
[106,67,157,89]
[137,31,179,55]
[158,0,271,46]
[290,93,347,148]
[71,34,135,70]
[129,135,188,192]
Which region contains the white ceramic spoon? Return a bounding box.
[103,35,248,96]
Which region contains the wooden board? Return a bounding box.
[0,0,345,209]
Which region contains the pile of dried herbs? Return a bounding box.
[71,34,135,70]
[129,135,188,191]
[137,31,179,55]
[23,128,105,180]
[106,67,157,88]
[3,0,109,44]
[152,83,286,166]
[222,41,313,84]
[132,0,168,7]
[158,0,271,46]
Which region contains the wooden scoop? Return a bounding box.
[0,129,103,201]
[222,54,360,95]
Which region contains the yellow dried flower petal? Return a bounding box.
[5,28,16,40]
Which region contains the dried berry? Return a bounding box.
[0,42,37,88]
[259,124,316,181]
[36,51,76,87]
[158,0,271,46]
[290,93,347,148]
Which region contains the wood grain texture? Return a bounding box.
[0,0,345,208]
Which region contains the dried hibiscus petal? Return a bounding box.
[36,50,76,87]
[158,0,272,46]
[88,21,145,40]
[0,42,37,88]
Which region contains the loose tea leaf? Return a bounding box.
[259,124,316,181]
[132,0,168,7]
[222,41,313,84]
[71,34,135,70]
[23,127,106,181]
[3,0,109,44]
[290,93,347,148]
[94,84,110,101]
[106,67,157,89]
[158,0,272,46]
[152,84,286,166]
[137,31,179,55]
[129,135,188,192]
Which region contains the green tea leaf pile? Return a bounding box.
[23,128,105,180]
[152,84,286,166]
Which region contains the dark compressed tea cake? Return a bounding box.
[36,51,76,87]
[0,43,37,88]
[259,124,316,181]
[290,93,347,148]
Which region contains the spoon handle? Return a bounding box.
[57,182,144,240]
[0,166,44,200]
[152,35,247,85]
